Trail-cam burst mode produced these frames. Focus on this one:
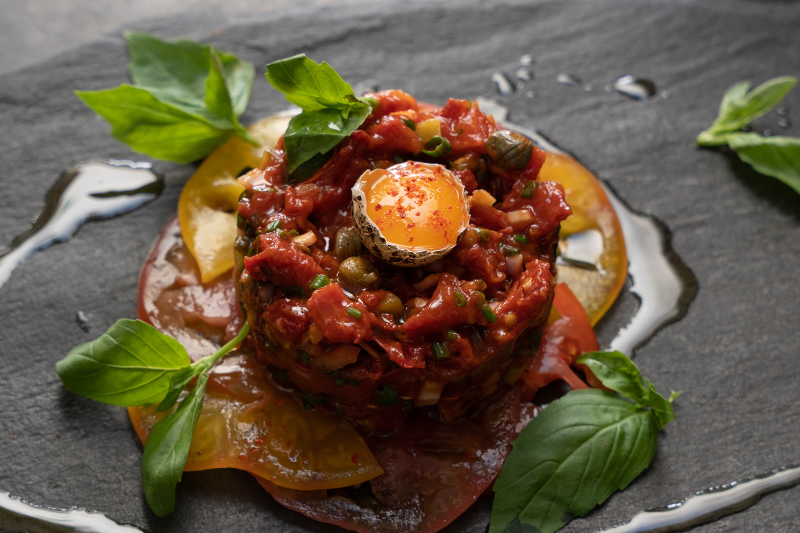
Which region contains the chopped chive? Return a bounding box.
[302,393,320,410]
[521,181,538,199]
[480,304,498,323]
[277,229,290,240]
[421,136,452,158]
[446,329,458,341]
[347,307,363,319]
[264,340,280,350]
[514,234,529,244]
[309,274,330,291]
[393,154,405,164]
[266,219,282,232]
[401,117,416,131]
[376,384,398,406]
[500,243,520,256]
[236,213,245,229]
[288,229,300,237]
[335,376,359,387]
[454,291,467,308]
[477,228,492,242]
[299,352,311,364]
[432,342,451,361]
[268,366,288,382]
[476,291,486,305]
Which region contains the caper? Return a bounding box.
[338,257,380,290]
[234,236,249,274]
[485,130,533,171]
[334,227,363,260]
[375,292,405,317]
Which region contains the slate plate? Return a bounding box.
[1,0,799,532]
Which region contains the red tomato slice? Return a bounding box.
[133,217,383,490]
[521,282,600,401]
[253,386,532,533]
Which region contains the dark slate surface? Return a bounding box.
[1,0,799,531]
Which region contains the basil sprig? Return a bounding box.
[56,318,250,516]
[697,76,800,194]
[76,32,257,164]
[265,54,373,176]
[490,351,678,533]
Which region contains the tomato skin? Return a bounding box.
[521,282,599,402]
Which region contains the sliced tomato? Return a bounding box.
[178,114,293,282]
[133,217,383,490]
[521,282,600,401]
[253,385,530,533]
[536,152,627,326]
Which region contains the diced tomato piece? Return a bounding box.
[243,232,323,288]
[306,283,372,344]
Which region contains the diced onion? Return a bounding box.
[507,209,534,226]
[316,344,361,372]
[506,254,523,278]
[292,231,317,247]
[414,381,445,407]
[469,189,497,208]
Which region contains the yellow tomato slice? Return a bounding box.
[178,114,293,282]
[538,152,627,325]
[128,353,383,490]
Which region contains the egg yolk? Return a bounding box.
[357,162,469,251]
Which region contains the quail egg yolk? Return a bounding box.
[357,162,469,251]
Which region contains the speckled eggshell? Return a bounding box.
[350,163,469,267]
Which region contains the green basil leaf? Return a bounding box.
[265,54,357,111]
[698,76,797,144]
[725,133,800,194]
[642,384,679,430]
[142,372,208,517]
[490,389,659,533]
[55,318,191,406]
[577,351,647,403]
[206,50,258,146]
[76,86,233,164]
[283,103,371,173]
[217,50,255,117]
[156,365,202,412]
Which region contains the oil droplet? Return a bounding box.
[519,54,534,66]
[76,310,91,332]
[515,67,533,85]
[614,75,657,101]
[0,160,163,290]
[525,90,535,99]
[764,129,773,136]
[557,73,581,87]
[0,491,144,532]
[776,106,788,116]
[583,84,594,92]
[600,465,800,533]
[491,72,516,96]
[778,118,791,129]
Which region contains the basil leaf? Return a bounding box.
[578,351,678,430]
[725,133,800,194]
[490,390,659,533]
[577,350,647,403]
[76,86,233,164]
[141,372,208,517]
[78,32,256,163]
[156,366,201,412]
[698,76,797,145]
[283,103,371,173]
[265,54,373,173]
[265,54,357,111]
[55,319,191,406]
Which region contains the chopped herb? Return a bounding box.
[432,342,451,361]
[521,180,538,198]
[309,274,330,291]
[477,228,492,241]
[480,304,498,323]
[529,330,543,354]
[277,229,290,240]
[335,376,359,387]
[347,307,363,319]
[447,329,458,341]
[499,243,520,256]
[376,384,399,406]
[299,352,312,364]
[302,393,321,410]
[393,154,405,164]
[288,229,300,237]
[421,136,452,158]
[264,340,279,351]
[265,219,282,232]
[401,117,416,130]
[453,291,467,308]
[514,234,529,244]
